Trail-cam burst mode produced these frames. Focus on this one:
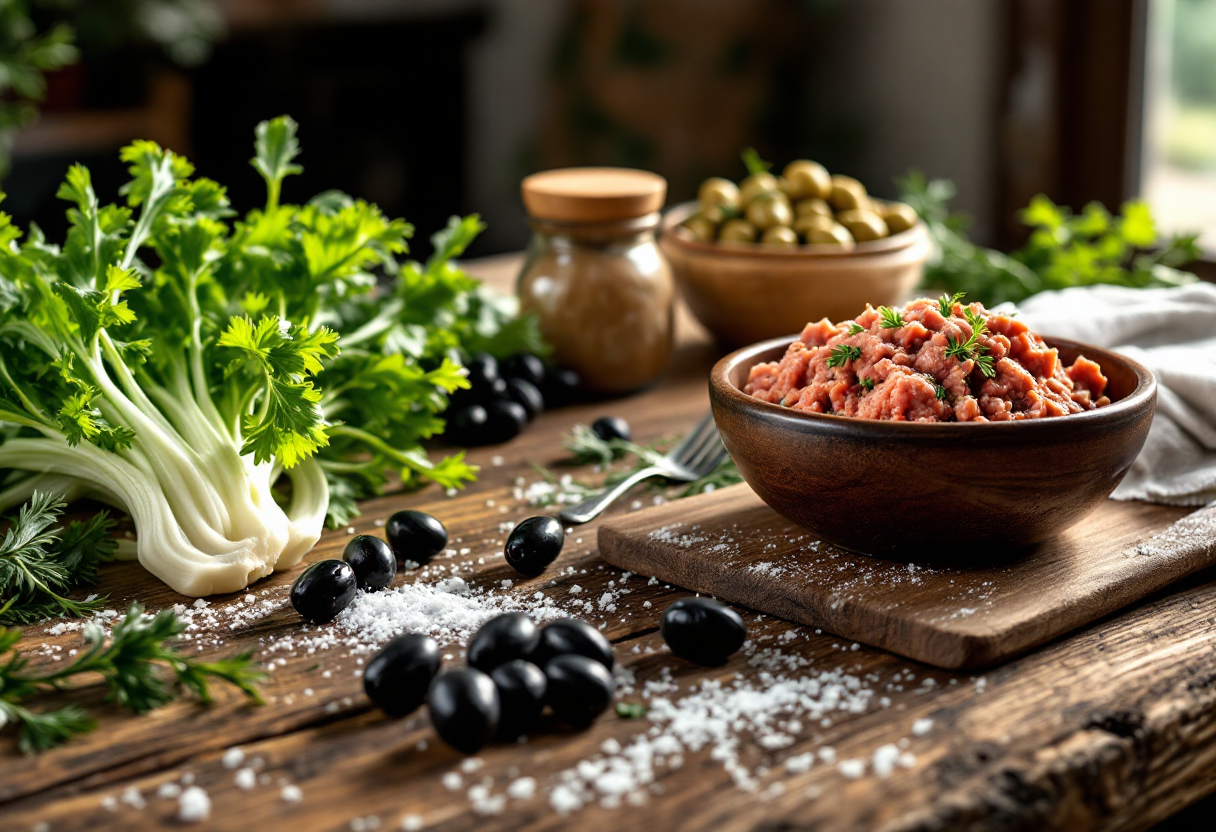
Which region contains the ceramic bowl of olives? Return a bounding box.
[660,160,931,348]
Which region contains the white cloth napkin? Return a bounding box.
[1007,282,1216,506]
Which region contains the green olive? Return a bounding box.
[700,204,734,224]
[806,222,854,246]
[761,226,799,247]
[828,175,866,211]
[719,218,759,243]
[793,197,832,220]
[698,177,740,212]
[881,201,918,234]
[836,209,888,242]
[738,172,779,206]
[745,193,793,230]
[783,160,832,200]
[681,215,718,242]
[793,213,836,239]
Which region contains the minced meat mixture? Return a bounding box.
[743,296,1110,422]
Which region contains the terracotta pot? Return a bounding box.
[710,336,1157,556]
[661,202,931,347]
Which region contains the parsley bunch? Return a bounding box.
[0,116,542,597]
[0,603,263,753]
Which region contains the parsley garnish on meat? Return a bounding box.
[934,384,949,401]
[944,311,997,378]
[848,323,864,335]
[937,292,966,318]
[859,377,875,391]
[878,306,905,328]
[826,344,862,368]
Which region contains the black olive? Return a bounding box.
[480,400,528,444]
[290,560,357,623]
[464,353,499,388]
[544,654,615,728]
[342,535,396,591]
[591,416,631,443]
[447,404,488,445]
[385,510,448,565]
[449,377,507,410]
[504,516,565,576]
[490,660,547,740]
[501,354,545,387]
[428,668,500,755]
[530,618,615,670]
[659,597,747,666]
[540,367,581,407]
[505,378,544,422]
[467,613,540,673]
[363,634,441,717]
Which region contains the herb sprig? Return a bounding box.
[847,323,864,335]
[0,492,115,625]
[0,604,264,753]
[943,308,997,378]
[877,306,905,329]
[826,344,862,369]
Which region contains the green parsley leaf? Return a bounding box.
[848,322,864,335]
[878,306,905,328]
[826,344,862,369]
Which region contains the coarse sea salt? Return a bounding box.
[178,786,211,822]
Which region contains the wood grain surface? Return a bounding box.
[599,484,1206,668]
[0,255,1213,832]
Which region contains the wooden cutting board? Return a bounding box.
[598,483,1216,669]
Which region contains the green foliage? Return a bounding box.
[0,603,263,753]
[741,147,772,176]
[0,116,546,593]
[0,491,114,625]
[0,1,78,178]
[898,170,1200,306]
[825,344,861,369]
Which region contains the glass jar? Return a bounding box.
[517,168,674,394]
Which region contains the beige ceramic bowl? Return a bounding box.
[660,202,932,347]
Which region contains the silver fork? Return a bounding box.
[558,412,730,525]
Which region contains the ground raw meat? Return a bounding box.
[743,297,1110,422]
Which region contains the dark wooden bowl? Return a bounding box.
[710,336,1157,555]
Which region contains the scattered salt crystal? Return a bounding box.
[506,777,536,800]
[401,815,424,831]
[157,782,182,799]
[569,585,583,595]
[221,747,245,769]
[550,784,583,814]
[818,747,837,764]
[785,752,815,773]
[443,772,462,791]
[871,744,901,778]
[178,787,211,822]
[100,795,119,812]
[911,718,934,736]
[460,757,484,774]
[121,787,145,809]
[282,784,303,803]
[601,738,621,755]
[837,759,866,779]
[235,768,256,790]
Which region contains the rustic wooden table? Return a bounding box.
[1,255,1213,832]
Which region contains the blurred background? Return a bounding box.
[2,0,1214,272]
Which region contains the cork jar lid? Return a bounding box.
[521,167,667,223]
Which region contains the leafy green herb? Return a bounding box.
[937,291,966,318]
[934,383,949,401]
[0,7,78,178]
[0,117,541,594]
[741,147,772,176]
[899,170,1199,306]
[877,306,905,329]
[0,603,263,753]
[858,377,875,391]
[0,492,115,625]
[825,344,862,369]
[615,701,648,719]
[847,322,864,335]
